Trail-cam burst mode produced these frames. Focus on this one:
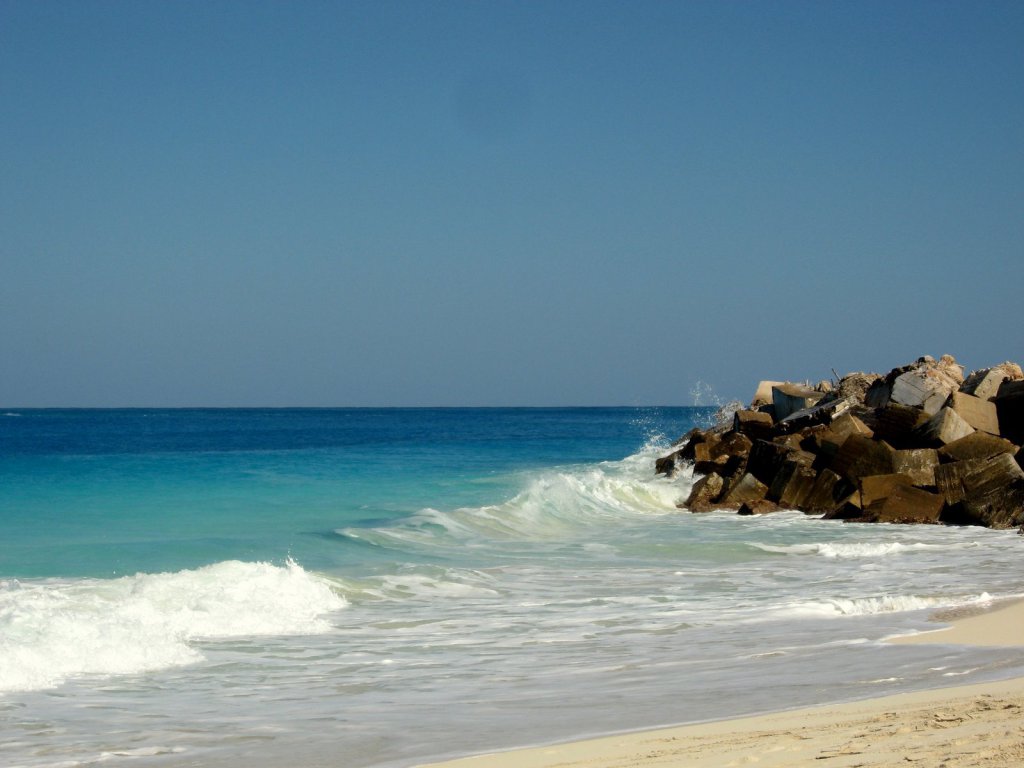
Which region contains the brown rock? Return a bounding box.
[859,473,916,508]
[954,453,1024,528]
[960,363,1024,401]
[935,459,985,506]
[804,469,857,514]
[720,473,770,505]
[836,372,881,405]
[683,472,725,510]
[938,432,1018,464]
[892,448,939,487]
[772,383,825,421]
[830,434,896,482]
[949,391,1000,435]
[733,409,775,441]
[775,463,819,509]
[995,379,1024,445]
[917,406,975,446]
[871,484,945,524]
[873,403,930,448]
[738,499,783,515]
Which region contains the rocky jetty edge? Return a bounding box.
[657,355,1024,528]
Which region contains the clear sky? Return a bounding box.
[2,0,1021,407]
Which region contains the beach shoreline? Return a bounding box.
[416,600,1024,768]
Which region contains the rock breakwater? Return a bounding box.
[658,355,1024,528]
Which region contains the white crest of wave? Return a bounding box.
[777,592,992,619]
[0,560,346,693]
[344,451,688,548]
[751,540,976,559]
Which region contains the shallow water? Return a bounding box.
[2,408,1023,767]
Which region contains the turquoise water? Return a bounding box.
[2,408,1024,768]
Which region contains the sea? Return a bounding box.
[2,407,1024,768]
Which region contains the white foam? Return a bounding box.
[776,592,992,619]
[0,560,347,693]
[751,540,977,559]
[340,451,687,550]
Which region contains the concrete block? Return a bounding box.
[961,452,1024,499]
[720,472,770,505]
[830,434,896,482]
[871,484,945,524]
[746,439,794,486]
[934,459,984,506]
[772,383,825,421]
[959,481,1024,529]
[956,453,1024,528]
[738,499,783,515]
[733,409,774,441]
[938,432,1017,464]
[950,391,1000,435]
[960,363,1023,400]
[859,473,916,508]
[873,403,930,448]
[752,380,786,407]
[683,472,724,511]
[917,406,975,446]
[777,396,854,433]
[804,468,856,514]
[655,449,684,476]
[830,412,874,441]
[890,369,957,414]
[768,460,818,508]
[892,448,939,487]
[822,501,870,521]
[995,379,1024,445]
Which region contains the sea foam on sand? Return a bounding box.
[416,600,1024,768]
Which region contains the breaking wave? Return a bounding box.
[339,444,690,551]
[0,560,347,693]
[750,540,981,559]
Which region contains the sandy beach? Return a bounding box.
[418,600,1024,768]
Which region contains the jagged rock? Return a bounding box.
[892,448,939,487]
[938,432,1018,464]
[772,383,825,421]
[961,362,1023,400]
[995,380,1024,445]
[917,406,975,446]
[683,472,724,511]
[661,355,1023,529]
[733,409,774,441]
[830,434,896,482]
[671,427,704,447]
[720,472,769,505]
[836,372,881,405]
[949,391,1000,435]
[869,484,945,524]
[655,450,683,476]
[738,499,783,515]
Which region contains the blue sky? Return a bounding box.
[2,0,1021,406]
